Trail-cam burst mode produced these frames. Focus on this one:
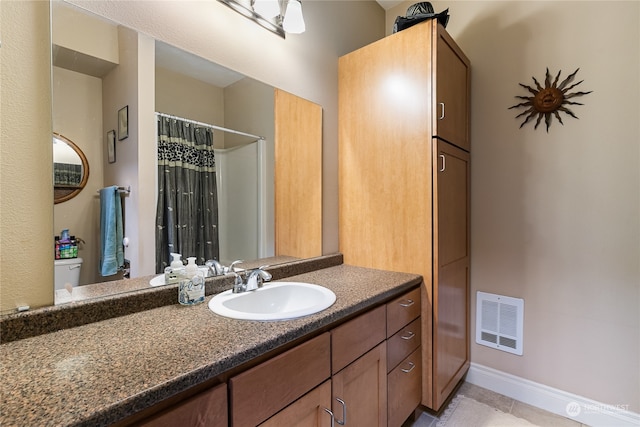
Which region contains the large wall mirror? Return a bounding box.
[51,0,322,305]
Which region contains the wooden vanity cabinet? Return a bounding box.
[135,288,424,427]
[339,19,471,411]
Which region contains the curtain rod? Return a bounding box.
[155,112,265,141]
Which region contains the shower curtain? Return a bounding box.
[155,116,220,273]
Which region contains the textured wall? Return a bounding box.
[0,1,54,312]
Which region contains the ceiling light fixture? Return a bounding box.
[283,0,306,34]
[218,0,305,38]
[253,0,280,19]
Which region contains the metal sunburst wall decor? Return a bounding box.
[509,68,592,132]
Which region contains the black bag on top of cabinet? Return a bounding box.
[393,2,449,34]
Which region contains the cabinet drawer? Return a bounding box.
[387,347,422,427]
[386,287,421,337]
[331,305,386,374]
[230,333,331,427]
[387,317,421,372]
[138,383,227,427]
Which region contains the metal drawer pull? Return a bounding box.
[323,407,335,427]
[400,331,415,340]
[439,154,446,172]
[401,361,416,373]
[335,398,347,425]
[439,102,445,119]
[399,299,414,307]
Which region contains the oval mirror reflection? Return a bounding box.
[53,132,90,204]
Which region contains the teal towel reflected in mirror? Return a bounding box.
[100,186,124,276]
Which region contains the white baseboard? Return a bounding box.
[466,363,640,427]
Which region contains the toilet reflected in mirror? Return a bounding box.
[54,257,84,291]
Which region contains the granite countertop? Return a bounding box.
[0,264,421,427]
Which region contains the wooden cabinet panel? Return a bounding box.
[433,25,471,151]
[332,342,387,427]
[387,317,421,372]
[260,380,332,427]
[331,305,386,374]
[230,333,331,427]
[274,89,323,258]
[137,383,227,427]
[386,287,421,337]
[338,21,434,284]
[387,348,422,427]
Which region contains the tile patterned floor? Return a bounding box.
[406,382,588,427]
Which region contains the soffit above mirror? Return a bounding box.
[155,41,245,88]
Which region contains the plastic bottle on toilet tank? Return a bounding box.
[164,253,184,284]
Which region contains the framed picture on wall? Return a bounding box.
[118,105,129,140]
[107,130,116,163]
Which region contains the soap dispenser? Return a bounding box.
[179,257,205,306]
[164,253,184,284]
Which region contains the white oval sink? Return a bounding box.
[149,267,209,287]
[208,282,336,321]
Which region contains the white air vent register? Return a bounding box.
[476,291,524,356]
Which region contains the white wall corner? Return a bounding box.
[466,363,640,427]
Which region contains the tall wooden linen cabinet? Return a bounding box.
[338,20,471,411]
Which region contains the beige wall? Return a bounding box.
[387,0,640,413]
[52,67,104,286]
[0,1,53,312]
[155,67,226,147]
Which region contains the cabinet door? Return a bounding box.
[332,342,387,427]
[388,348,422,427]
[432,140,470,409]
[260,380,333,427]
[433,24,471,151]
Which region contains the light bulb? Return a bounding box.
[253,0,280,19]
[283,0,305,34]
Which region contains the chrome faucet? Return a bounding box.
[232,266,272,293]
[205,259,225,277]
[205,259,244,277]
